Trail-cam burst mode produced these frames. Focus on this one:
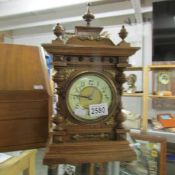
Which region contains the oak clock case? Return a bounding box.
[64,70,118,123]
[42,7,139,166]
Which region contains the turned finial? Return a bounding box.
[53,23,64,40]
[117,25,130,47]
[118,25,128,41]
[82,3,95,26]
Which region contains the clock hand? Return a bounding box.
[71,94,92,100]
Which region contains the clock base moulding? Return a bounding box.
[43,140,136,165]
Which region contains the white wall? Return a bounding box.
[13,32,55,46]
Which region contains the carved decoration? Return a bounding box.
[119,25,128,41]
[117,25,130,47]
[82,3,95,26]
[65,118,77,126]
[72,133,110,141]
[52,23,64,44]
[104,116,115,126]
[52,58,66,143]
[115,68,126,95]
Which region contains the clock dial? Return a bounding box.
[79,86,102,109]
[66,73,114,122]
[158,72,170,85]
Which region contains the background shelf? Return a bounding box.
[149,95,175,99]
[123,93,143,97]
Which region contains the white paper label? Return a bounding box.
[89,103,108,117]
[33,85,44,90]
[74,108,86,116]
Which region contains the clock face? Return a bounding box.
[66,72,115,122]
[158,72,170,85]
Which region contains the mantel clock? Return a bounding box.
[42,5,139,171]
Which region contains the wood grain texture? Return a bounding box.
[0,44,51,151]
[43,141,136,165]
[0,43,51,93]
[43,44,139,57]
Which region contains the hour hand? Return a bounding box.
[71,94,92,100]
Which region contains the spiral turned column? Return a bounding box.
[52,64,66,143]
[114,68,127,140]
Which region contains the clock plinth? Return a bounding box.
[43,140,136,165]
[42,12,139,171]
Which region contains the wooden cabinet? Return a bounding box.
[0,43,52,151]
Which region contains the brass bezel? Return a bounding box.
[65,70,118,124]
